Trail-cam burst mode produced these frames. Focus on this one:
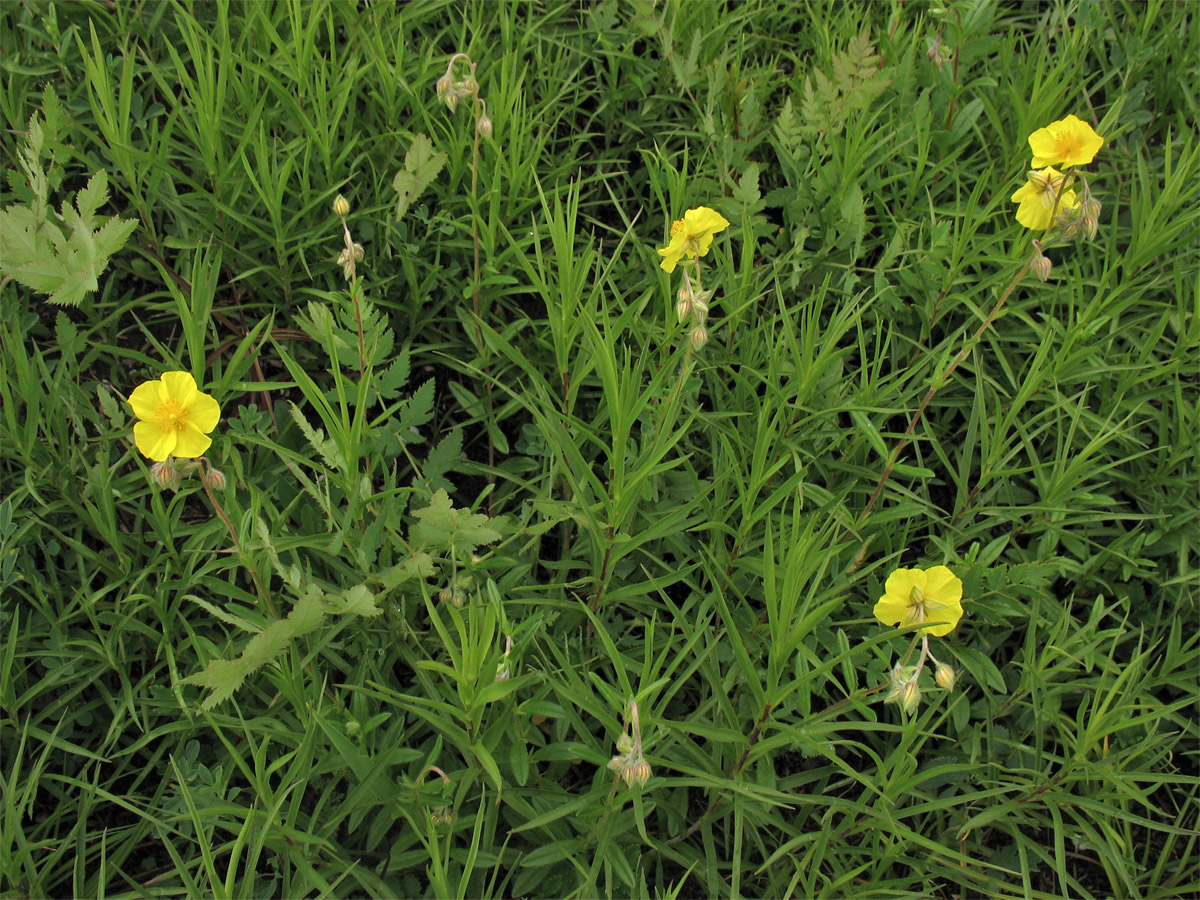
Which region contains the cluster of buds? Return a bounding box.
[436,586,466,608]
[676,274,713,351]
[437,560,481,609]
[333,194,364,281]
[436,53,492,140]
[150,456,226,492]
[883,635,957,716]
[1030,174,1102,280]
[1077,178,1102,241]
[607,700,652,789]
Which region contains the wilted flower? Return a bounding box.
[873,565,964,637]
[128,372,221,461]
[338,240,364,280]
[900,679,922,715]
[1011,167,1079,231]
[1028,114,1104,168]
[676,286,694,322]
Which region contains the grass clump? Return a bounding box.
[1,1,1196,898]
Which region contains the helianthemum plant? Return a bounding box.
[874,565,964,715]
[1011,114,1105,278]
[658,206,730,351]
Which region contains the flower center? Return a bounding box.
[1055,131,1082,157]
[153,398,189,433]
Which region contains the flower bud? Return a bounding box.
[1031,252,1053,282]
[935,664,956,691]
[151,459,182,490]
[901,680,921,715]
[444,90,458,113]
[436,75,452,100]
[202,466,227,491]
[476,114,493,139]
[332,194,350,218]
[629,759,652,788]
[1081,214,1099,241]
[689,324,709,351]
[676,289,693,322]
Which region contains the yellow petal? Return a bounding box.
[133,420,177,461]
[171,425,214,459]
[160,371,199,403]
[129,380,165,420]
[874,568,923,626]
[923,565,963,604]
[185,391,222,433]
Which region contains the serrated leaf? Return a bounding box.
[839,182,865,252]
[0,206,50,267]
[380,552,436,589]
[185,584,332,709]
[375,352,411,401]
[93,215,138,260]
[421,427,463,490]
[0,155,135,306]
[396,378,436,437]
[628,0,659,36]
[411,489,501,554]
[774,96,803,149]
[393,134,447,221]
[74,170,109,223]
[324,584,382,617]
[288,402,342,470]
[732,164,761,204]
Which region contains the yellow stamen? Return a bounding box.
[153,399,188,433]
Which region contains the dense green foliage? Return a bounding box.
[1,1,1197,897]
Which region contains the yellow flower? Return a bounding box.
[1028,114,1104,168]
[1010,167,1079,230]
[129,371,221,461]
[873,565,964,637]
[657,206,730,273]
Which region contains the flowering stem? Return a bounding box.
[349,273,367,373]
[854,253,1036,535]
[200,471,276,619]
[669,701,772,846]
